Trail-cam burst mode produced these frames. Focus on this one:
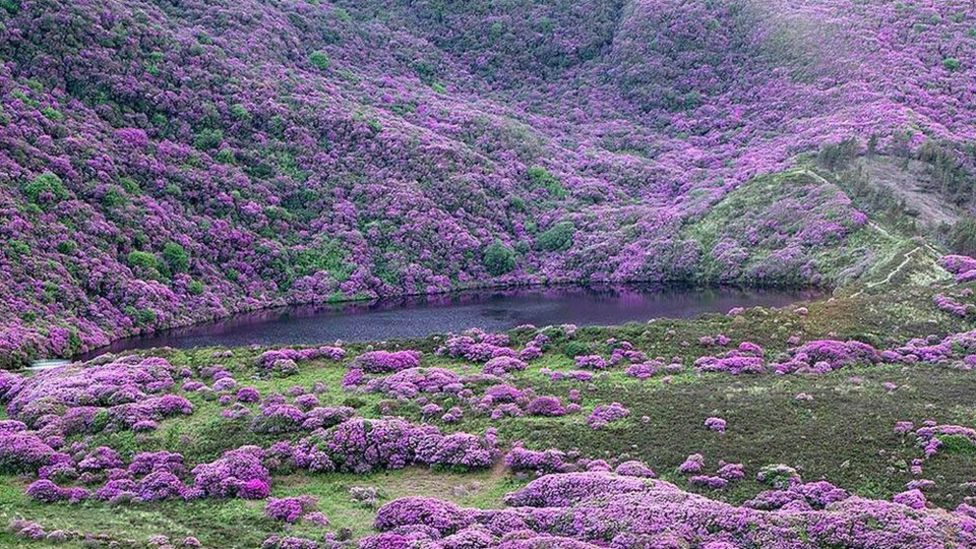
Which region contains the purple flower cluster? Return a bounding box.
[574,354,609,370]
[439,330,516,363]
[609,341,647,365]
[264,496,320,523]
[363,470,976,547]
[504,445,567,475]
[704,416,727,433]
[935,293,974,317]
[363,367,461,399]
[353,350,422,373]
[587,402,630,429]
[257,346,346,370]
[941,255,976,283]
[525,396,567,417]
[772,339,880,374]
[625,360,665,379]
[290,418,497,474]
[482,356,527,376]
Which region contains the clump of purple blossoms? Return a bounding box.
[525,396,567,417]
[265,495,319,523]
[353,350,422,373]
[587,402,630,429]
[704,416,727,433]
[575,354,609,370]
[482,356,527,376]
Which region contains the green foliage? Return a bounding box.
[7,240,29,259]
[948,218,976,256]
[57,240,77,254]
[215,148,236,164]
[309,50,331,70]
[120,177,141,194]
[412,61,437,83]
[527,166,567,198]
[134,308,157,325]
[507,197,526,212]
[563,340,593,358]
[292,240,354,281]
[0,0,20,15]
[188,280,205,295]
[916,140,976,210]
[937,435,976,455]
[193,128,224,150]
[943,57,962,72]
[127,250,158,273]
[817,137,860,171]
[22,172,68,204]
[162,242,190,273]
[482,240,516,276]
[230,103,251,121]
[536,221,575,252]
[102,186,127,208]
[41,107,63,121]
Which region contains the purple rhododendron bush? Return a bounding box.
[1,0,976,365]
[4,0,976,546]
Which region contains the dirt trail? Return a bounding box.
[849,246,924,298]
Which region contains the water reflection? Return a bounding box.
[74,284,823,360]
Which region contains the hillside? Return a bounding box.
[1,0,975,364]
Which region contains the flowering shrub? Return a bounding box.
[587,402,630,429]
[615,460,656,478]
[505,445,566,475]
[935,294,974,317]
[353,351,422,373]
[625,360,664,379]
[265,496,318,523]
[364,468,976,547]
[704,417,727,433]
[678,454,705,475]
[374,497,472,535]
[440,330,516,363]
[363,367,461,399]
[941,255,976,282]
[689,475,728,490]
[0,432,57,474]
[482,356,527,376]
[525,396,567,417]
[191,446,271,499]
[257,347,345,370]
[292,418,497,474]
[695,354,765,375]
[574,355,609,370]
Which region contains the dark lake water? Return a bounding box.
[71,285,822,361]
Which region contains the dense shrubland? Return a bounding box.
[1,0,975,364]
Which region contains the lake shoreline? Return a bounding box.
[49,282,827,367]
